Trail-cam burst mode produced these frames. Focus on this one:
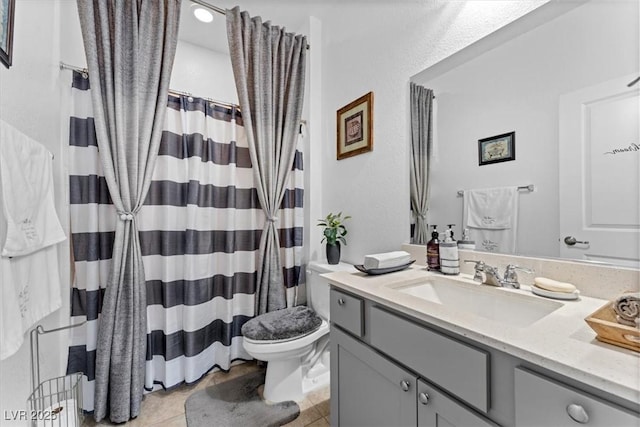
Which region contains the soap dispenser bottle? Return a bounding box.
[458,228,476,250]
[426,225,440,271]
[439,229,460,275]
[446,224,456,241]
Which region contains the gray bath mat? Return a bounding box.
[185,369,300,427]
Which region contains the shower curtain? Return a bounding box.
[409,83,434,245]
[66,71,304,413]
[227,7,307,315]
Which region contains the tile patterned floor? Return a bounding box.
[83,361,330,426]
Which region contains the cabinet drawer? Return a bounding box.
[369,306,490,413]
[330,288,364,337]
[515,367,639,426]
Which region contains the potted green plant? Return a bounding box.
[317,212,351,264]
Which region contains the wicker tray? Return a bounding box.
[585,302,640,352]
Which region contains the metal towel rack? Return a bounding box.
[457,184,534,197]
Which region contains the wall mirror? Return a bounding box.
[410,0,639,267]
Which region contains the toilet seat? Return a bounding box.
[242,305,323,341]
[243,320,329,353]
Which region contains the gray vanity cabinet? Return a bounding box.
[417,379,498,427]
[330,288,496,427]
[329,287,639,427]
[331,326,417,427]
[514,367,640,427]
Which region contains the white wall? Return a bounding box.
[317,1,548,264]
[171,40,238,104]
[417,1,638,258]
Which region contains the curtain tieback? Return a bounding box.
[266,216,278,223]
[417,213,426,220]
[117,211,135,221]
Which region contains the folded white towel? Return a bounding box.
[464,187,517,229]
[463,186,519,254]
[364,251,411,270]
[0,119,66,257]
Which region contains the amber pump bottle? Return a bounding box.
[426,225,440,271]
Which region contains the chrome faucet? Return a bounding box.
[464,260,485,283]
[502,264,534,289]
[464,261,533,289]
[482,265,505,287]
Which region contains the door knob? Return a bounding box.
[564,236,589,246]
[400,380,410,392]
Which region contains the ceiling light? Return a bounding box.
[192,6,214,23]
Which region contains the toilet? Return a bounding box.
[242,261,355,402]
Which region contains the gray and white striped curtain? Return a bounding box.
[66,71,304,412]
[409,83,433,245]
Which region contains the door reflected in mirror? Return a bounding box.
[410,0,639,268]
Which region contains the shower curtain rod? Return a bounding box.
[188,0,311,50]
[59,61,240,109]
[189,0,226,16]
[60,62,308,129]
[60,61,89,78]
[168,88,240,110]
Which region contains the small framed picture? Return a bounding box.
[0,0,15,68]
[478,131,515,166]
[336,92,373,160]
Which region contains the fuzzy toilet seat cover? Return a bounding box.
[242,306,322,341]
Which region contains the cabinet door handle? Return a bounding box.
[400,380,410,392]
[337,298,345,306]
[418,392,430,405]
[566,404,589,424]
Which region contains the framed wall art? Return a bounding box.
[478,131,515,166]
[336,91,373,160]
[0,0,15,68]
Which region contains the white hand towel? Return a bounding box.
[463,187,519,254]
[364,251,411,270]
[0,121,63,360]
[0,119,66,257]
[464,186,517,229]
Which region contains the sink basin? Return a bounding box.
[392,278,563,328]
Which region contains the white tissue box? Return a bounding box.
[363,251,411,270]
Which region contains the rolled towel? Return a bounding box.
[612,292,640,328]
[364,251,411,270]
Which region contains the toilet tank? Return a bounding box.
[306,261,355,321]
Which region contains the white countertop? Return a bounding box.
[324,266,640,406]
